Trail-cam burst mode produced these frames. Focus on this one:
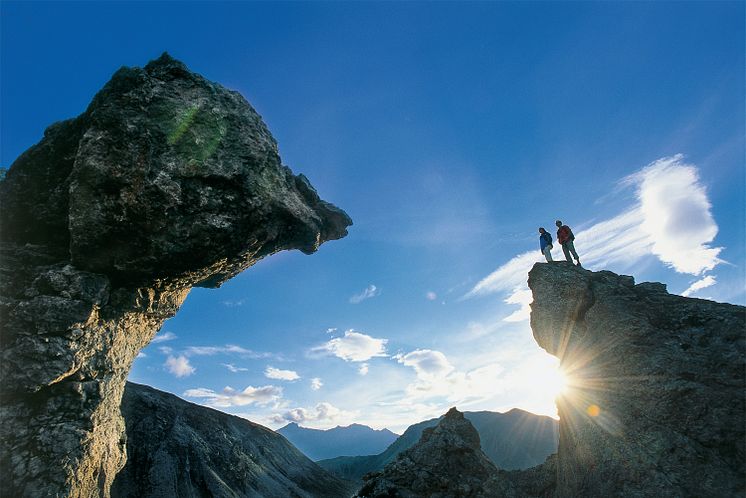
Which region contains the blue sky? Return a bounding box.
[2,1,744,433]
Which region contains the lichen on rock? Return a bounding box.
[0,53,351,498]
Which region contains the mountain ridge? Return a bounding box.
[278,420,399,461]
[112,382,355,498]
[319,408,558,482]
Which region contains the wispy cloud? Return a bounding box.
[426,291,438,301]
[310,377,323,390]
[165,355,195,377]
[358,363,370,376]
[152,331,177,343]
[265,366,300,381]
[270,402,358,427]
[311,330,388,362]
[349,284,380,304]
[184,345,272,358]
[465,155,724,320]
[222,363,249,373]
[681,275,717,297]
[136,352,147,359]
[222,299,245,307]
[184,385,282,407]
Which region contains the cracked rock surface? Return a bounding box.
[0,53,351,498]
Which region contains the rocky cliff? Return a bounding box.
[111,383,354,498]
[528,262,745,497]
[356,264,744,497]
[0,53,351,498]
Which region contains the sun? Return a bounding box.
[511,355,568,418]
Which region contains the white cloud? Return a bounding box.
[349,284,380,304]
[502,288,533,322]
[358,363,370,376]
[222,299,245,307]
[265,366,300,381]
[395,348,505,406]
[681,275,717,297]
[310,377,323,390]
[184,385,282,407]
[326,327,337,334]
[465,155,723,320]
[222,363,249,373]
[312,330,388,362]
[270,402,358,428]
[165,355,195,377]
[626,154,722,275]
[152,331,177,343]
[426,291,438,301]
[158,346,173,355]
[394,349,454,380]
[136,352,147,359]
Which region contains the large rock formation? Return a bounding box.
[319,409,558,482]
[0,53,351,498]
[528,262,745,497]
[111,383,355,498]
[356,408,499,498]
[356,264,744,498]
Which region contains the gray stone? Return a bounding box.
[528,262,745,497]
[0,53,350,498]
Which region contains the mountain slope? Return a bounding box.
[318,409,558,481]
[278,422,399,460]
[111,382,355,498]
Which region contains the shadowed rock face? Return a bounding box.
[0,53,351,498]
[111,383,355,498]
[528,262,745,497]
[356,408,499,498]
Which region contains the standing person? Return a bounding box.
[556,220,581,266]
[539,227,553,262]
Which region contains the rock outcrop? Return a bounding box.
[528,262,745,497]
[356,264,744,498]
[319,409,558,483]
[0,53,351,498]
[111,383,355,498]
[356,408,499,498]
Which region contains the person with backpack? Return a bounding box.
[556,220,581,266]
[538,227,553,262]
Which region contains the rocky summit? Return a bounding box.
[0,53,351,498]
[111,383,355,498]
[528,262,745,497]
[356,408,499,498]
[356,264,744,498]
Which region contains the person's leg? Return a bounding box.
[566,240,580,262]
[543,246,553,262]
[562,243,572,262]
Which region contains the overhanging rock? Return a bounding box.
[0,53,351,498]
